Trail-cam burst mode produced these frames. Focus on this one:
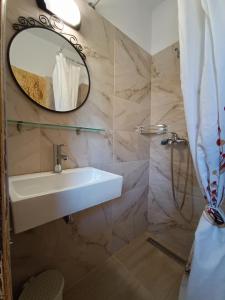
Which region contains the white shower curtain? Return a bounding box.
[53,53,81,111]
[178,1,225,299]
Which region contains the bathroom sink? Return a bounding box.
[9,167,123,233]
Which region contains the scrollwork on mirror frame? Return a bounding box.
[12,15,86,60]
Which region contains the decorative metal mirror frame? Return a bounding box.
[7,15,91,113]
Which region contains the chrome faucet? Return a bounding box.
[53,144,68,173]
[161,132,188,146]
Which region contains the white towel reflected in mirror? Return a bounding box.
[52,53,81,111]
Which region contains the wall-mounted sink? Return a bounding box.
[9,167,123,233]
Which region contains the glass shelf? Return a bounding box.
[7,119,106,133]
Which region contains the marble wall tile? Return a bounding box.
[112,160,149,194]
[148,182,203,229]
[40,129,86,171]
[7,126,41,175]
[85,130,113,165]
[7,4,206,296]
[39,129,113,172]
[114,131,150,162]
[64,255,152,300]
[148,43,204,258]
[7,0,42,17]
[75,0,115,64]
[111,186,149,253]
[11,202,113,297]
[114,97,150,132]
[151,43,186,135]
[89,160,150,252]
[7,0,151,296]
[114,29,151,106]
[150,135,202,198]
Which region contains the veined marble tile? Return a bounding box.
[65,232,183,300]
[111,186,149,253]
[75,0,115,64]
[8,0,152,295]
[6,0,42,32]
[149,42,204,260]
[151,100,186,136]
[114,97,150,132]
[148,178,204,259]
[64,256,152,300]
[11,202,113,296]
[115,232,183,300]
[40,129,113,172]
[147,224,195,261]
[148,181,184,225]
[148,179,204,228]
[112,160,149,193]
[86,130,113,165]
[114,131,150,162]
[40,129,85,171]
[150,135,202,198]
[151,43,181,94]
[7,126,41,175]
[115,29,151,106]
[151,43,186,135]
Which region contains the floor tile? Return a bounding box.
[64,232,184,300]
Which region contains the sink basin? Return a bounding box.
[9,167,123,233]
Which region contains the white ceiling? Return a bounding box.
[84,0,166,54]
[86,0,165,10]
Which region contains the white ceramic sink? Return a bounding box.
[9,167,123,233]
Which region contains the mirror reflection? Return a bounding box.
[8,27,90,112]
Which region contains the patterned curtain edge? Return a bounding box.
[0,0,12,298]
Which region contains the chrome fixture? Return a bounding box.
[174,47,180,59]
[161,132,192,223]
[53,144,68,173]
[136,124,168,135]
[161,132,188,145]
[63,215,74,224]
[88,0,102,9]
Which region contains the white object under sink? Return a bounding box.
[9,167,123,233]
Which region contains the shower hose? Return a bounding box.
[170,142,194,223]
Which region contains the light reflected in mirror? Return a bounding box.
[8,27,90,112]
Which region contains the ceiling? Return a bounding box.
[84,0,166,53]
[86,0,165,10]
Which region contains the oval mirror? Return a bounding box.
[8,27,90,112]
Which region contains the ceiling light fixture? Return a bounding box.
[36,0,81,29]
